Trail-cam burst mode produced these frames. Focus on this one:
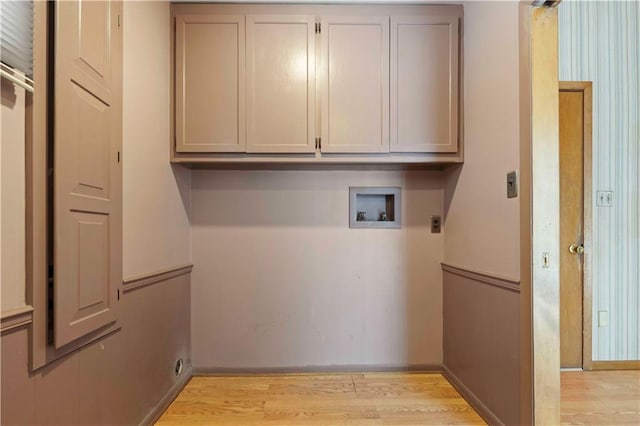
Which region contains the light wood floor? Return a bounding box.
[561,370,640,425]
[156,372,486,425]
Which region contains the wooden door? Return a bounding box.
[246,15,316,153]
[390,16,459,153]
[559,85,588,368]
[55,0,122,347]
[175,14,245,153]
[320,16,389,153]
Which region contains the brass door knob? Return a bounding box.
[569,244,584,254]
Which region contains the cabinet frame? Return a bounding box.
[170,3,464,166]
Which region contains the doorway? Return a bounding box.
[559,81,593,370]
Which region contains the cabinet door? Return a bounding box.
[54,0,122,347]
[175,15,245,152]
[390,16,459,153]
[246,15,316,153]
[320,16,389,153]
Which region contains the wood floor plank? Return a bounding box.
[157,370,640,425]
[156,372,484,425]
[561,370,640,426]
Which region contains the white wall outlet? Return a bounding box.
[596,191,614,207]
[598,310,609,327]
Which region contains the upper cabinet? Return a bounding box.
[390,16,459,153]
[246,15,316,153]
[175,14,245,152]
[171,5,463,165]
[320,16,389,153]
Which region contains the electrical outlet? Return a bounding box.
[598,311,609,327]
[596,191,614,207]
[431,215,441,233]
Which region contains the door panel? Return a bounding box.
[72,82,111,198]
[175,15,245,152]
[246,15,316,153]
[559,89,584,368]
[55,0,122,347]
[321,16,389,153]
[76,214,110,311]
[391,16,458,153]
[77,0,111,87]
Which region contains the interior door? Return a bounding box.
[320,16,389,153]
[54,0,122,347]
[246,15,316,153]
[559,86,585,368]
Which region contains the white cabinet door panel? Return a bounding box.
[175,15,245,152]
[391,16,459,153]
[321,16,389,153]
[246,15,316,153]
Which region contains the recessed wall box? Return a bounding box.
[349,187,401,229]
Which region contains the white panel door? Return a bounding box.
[246,15,316,153]
[175,15,245,152]
[390,16,459,153]
[320,16,389,153]
[55,0,122,347]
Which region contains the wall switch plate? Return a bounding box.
[507,171,518,198]
[598,310,609,327]
[431,215,441,233]
[596,191,614,207]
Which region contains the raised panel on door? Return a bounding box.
[390,16,459,153]
[321,16,389,153]
[175,15,245,153]
[246,15,316,153]
[55,0,122,347]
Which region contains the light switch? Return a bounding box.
[542,252,550,268]
[507,171,518,198]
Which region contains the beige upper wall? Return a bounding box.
[191,170,444,369]
[443,1,521,279]
[122,1,191,279]
[1,80,27,312]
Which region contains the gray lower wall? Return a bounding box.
[0,273,191,426]
[443,268,520,426]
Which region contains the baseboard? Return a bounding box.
[589,360,640,370]
[140,365,193,426]
[193,363,442,375]
[442,364,503,426]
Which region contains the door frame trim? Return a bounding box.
[559,81,593,370]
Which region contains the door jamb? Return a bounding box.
[526,4,561,425]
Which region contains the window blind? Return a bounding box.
[0,0,33,77]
